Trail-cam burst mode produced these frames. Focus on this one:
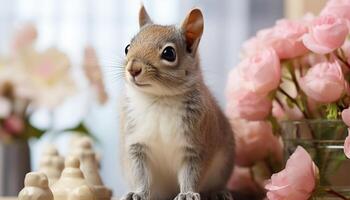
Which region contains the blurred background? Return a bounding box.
[0,0,326,198]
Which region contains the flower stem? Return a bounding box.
[290,65,313,118]
[324,188,348,200]
[274,97,284,109]
[277,88,306,118]
[277,88,294,102]
[287,62,311,118]
[335,49,350,69]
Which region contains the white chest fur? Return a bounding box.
[125,88,188,174]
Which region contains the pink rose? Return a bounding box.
[344,129,350,158]
[226,68,273,121]
[249,19,308,59]
[342,107,350,126]
[321,0,350,21]
[226,89,272,121]
[238,48,281,95]
[300,61,345,103]
[3,115,24,135]
[241,37,263,58]
[303,15,349,54]
[265,146,318,200]
[232,119,283,167]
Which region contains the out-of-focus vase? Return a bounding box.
[0,140,31,196]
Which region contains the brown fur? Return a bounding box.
[119,6,235,200]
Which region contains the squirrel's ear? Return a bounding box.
[139,5,153,28]
[181,8,204,54]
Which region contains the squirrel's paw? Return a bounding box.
[175,192,200,200]
[121,192,148,200]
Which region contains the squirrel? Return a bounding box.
[119,5,235,200]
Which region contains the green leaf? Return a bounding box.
[65,122,99,143]
[326,104,339,120]
[24,122,45,140]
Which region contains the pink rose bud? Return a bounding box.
[225,70,272,121]
[320,0,350,21]
[344,129,350,158]
[303,15,349,54]
[300,61,345,103]
[238,48,281,95]
[232,119,283,167]
[265,146,318,200]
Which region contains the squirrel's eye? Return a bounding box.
[161,46,176,62]
[125,44,130,55]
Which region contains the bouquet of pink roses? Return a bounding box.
[0,24,107,142]
[226,0,350,199]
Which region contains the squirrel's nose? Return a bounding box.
[128,68,142,78]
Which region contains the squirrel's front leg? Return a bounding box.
[122,143,151,200]
[175,147,202,200]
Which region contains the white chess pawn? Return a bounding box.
[71,137,112,200]
[51,156,95,200]
[18,172,53,200]
[69,133,85,147]
[68,185,95,200]
[38,145,64,186]
[71,138,102,183]
[70,134,102,168]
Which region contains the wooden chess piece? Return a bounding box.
[18,172,53,200]
[51,156,95,200]
[39,145,64,186]
[70,134,102,168]
[69,185,95,200]
[70,137,112,200]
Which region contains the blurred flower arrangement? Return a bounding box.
[0,23,108,142]
[226,0,350,199]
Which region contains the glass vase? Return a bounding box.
[281,120,350,199]
[0,140,31,196]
